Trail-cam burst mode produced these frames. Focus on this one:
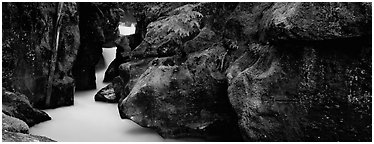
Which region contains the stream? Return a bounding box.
[29,25,201,142]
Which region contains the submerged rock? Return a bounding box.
[2,89,51,127]
[2,113,29,134]
[119,47,242,141]
[95,83,118,103]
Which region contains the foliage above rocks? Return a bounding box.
[132,3,203,58]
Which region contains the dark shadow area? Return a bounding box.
[95,54,107,71]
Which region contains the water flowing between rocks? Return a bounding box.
[29,25,201,142]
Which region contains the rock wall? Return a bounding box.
[226,2,371,141]
[2,2,80,109]
[111,2,371,141]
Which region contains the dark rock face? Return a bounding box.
[183,27,219,54]
[228,40,371,141]
[102,3,199,92]
[2,113,30,134]
[2,131,56,142]
[119,47,242,141]
[260,2,372,41]
[116,2,371,142]
[73,2,121,90]
[2,2,80,109]
[225,2,371,141]
[2,89,51,127]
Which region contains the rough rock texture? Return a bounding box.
[183,26,220,54]
[2,130,56,142]
[2,89,51,127]
[72,2,121,90]
[99,58,154,103]
[260,2,372,41]
[103,3,196,84]
[225,2,372,142]
[2,113,30,134]
[121,2,188,49]
[2,2,80,109]
[131,4,202,59]
[94,83,118,103]
[2,96,55,142]
[115,2,371,142]
[119,47,242,141]
[228,40,371,141]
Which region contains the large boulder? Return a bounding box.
[119,47,242,141]
[2,113,29,134]
[2,89,51,127]
[94,83,118,103]
[260,2,372,41]
[2,2,80,108]
[2,131,56,142]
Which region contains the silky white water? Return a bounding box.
[29,25,202,142]
[29,47,201,142]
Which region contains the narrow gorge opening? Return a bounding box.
[3,2,371,142]
[28,24,201,142]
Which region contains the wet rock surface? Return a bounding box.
[2,89,51,127]
[2,130,56,142]
[119,52,242,140]
[2,113,30,134]
[2,89,55,142]
[95,83,118,103]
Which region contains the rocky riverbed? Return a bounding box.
[2,2,372,142]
